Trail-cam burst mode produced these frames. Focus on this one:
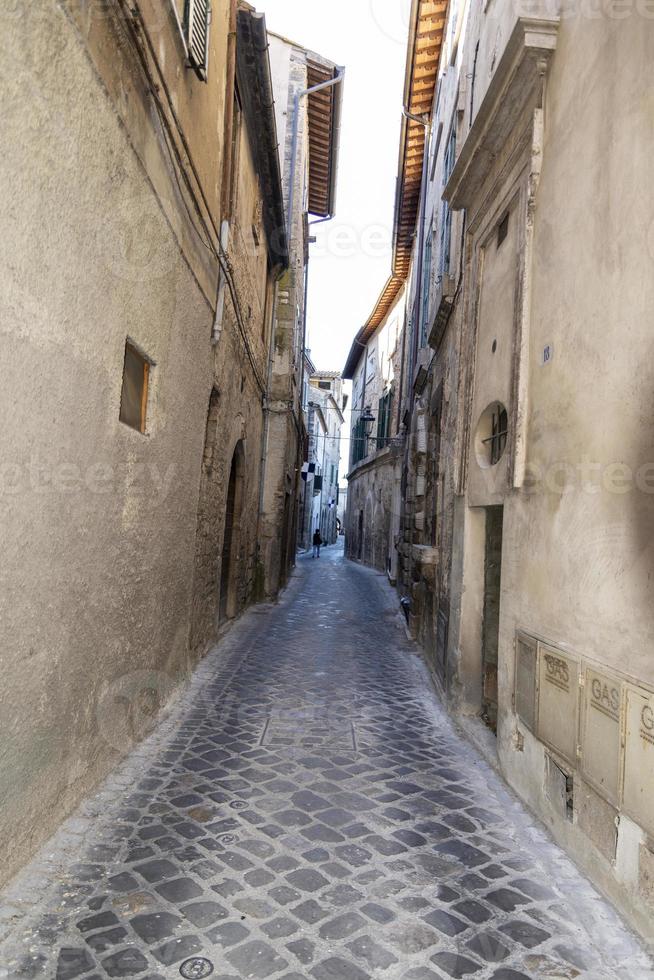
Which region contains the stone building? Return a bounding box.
[344,286,405,577]
[345,0,654,941]
[310,372,346,546]
[0,0,341,888]
[299,363,346,550]
[260,33,343,593]
[191,5,289,651]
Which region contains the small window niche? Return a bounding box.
[119,341,150,434]
[474,401,508,469]
[497,212,510,247]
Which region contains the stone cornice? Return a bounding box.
[346,444,396,482]
[444,17,558,211]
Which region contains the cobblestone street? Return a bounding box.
[1,544,651,980]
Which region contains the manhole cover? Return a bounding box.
[219,833,237,844]
[180,957,214,979]
[230,800,247,810]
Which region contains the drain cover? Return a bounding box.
[179,957,214,979]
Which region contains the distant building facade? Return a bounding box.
[344,287,405,577]
[300,369,345,549]
[260,32,343,595]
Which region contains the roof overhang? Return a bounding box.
[306,56,343,218]
[343,275,405,379]
[237,8,289,269]
[327,393,345,425]
[343,0,447,377]
[392,0,448,278]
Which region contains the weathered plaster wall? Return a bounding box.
[346,454,397,573]
[391,3,654,940]
[494,18,654,939]
[0,0,220,883]
[189,90,280,650]
[0,0,283,888]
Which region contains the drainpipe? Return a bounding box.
[256,278,281,589]
[211,220,231,345]
[286,67,345,247]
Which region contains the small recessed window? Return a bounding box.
[318,381,331,390]
[474,401,508,469]
[119,341,150,434]
[497,212,509,247]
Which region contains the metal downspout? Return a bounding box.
[256,279,281,583]
[286,67,345,245]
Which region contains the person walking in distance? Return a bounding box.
[312,528,323,558]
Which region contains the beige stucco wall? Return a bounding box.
[502,18,654,681]
[387,1,654,940]
[492,17,654,938]
[0,0,287,888]
[0,0,221,884]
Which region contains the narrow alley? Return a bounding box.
[1,548,650,980]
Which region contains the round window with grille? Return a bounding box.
[474,402,508,469]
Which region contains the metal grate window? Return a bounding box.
[185,0,211,81]
[481,404,508,465]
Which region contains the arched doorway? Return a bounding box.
[219,441,244,622]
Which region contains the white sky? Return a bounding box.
[263,0,413,373]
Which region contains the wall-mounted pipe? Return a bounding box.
[286,67,345,246]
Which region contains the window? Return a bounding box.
[489,405,508,465]
[119,341,150,434]
[351,416,367,465]
[474,402,508,468]
[318,380,331,390]
[377,390,392,449]
[420,227,433,347]
[184,0,211,81]
[366,347,376,381]
[439,123,457,277]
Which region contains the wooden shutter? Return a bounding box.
[186,0,211,80]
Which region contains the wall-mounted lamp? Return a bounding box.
[361,406,376,436]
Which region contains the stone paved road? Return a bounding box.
[1,543,652,980]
